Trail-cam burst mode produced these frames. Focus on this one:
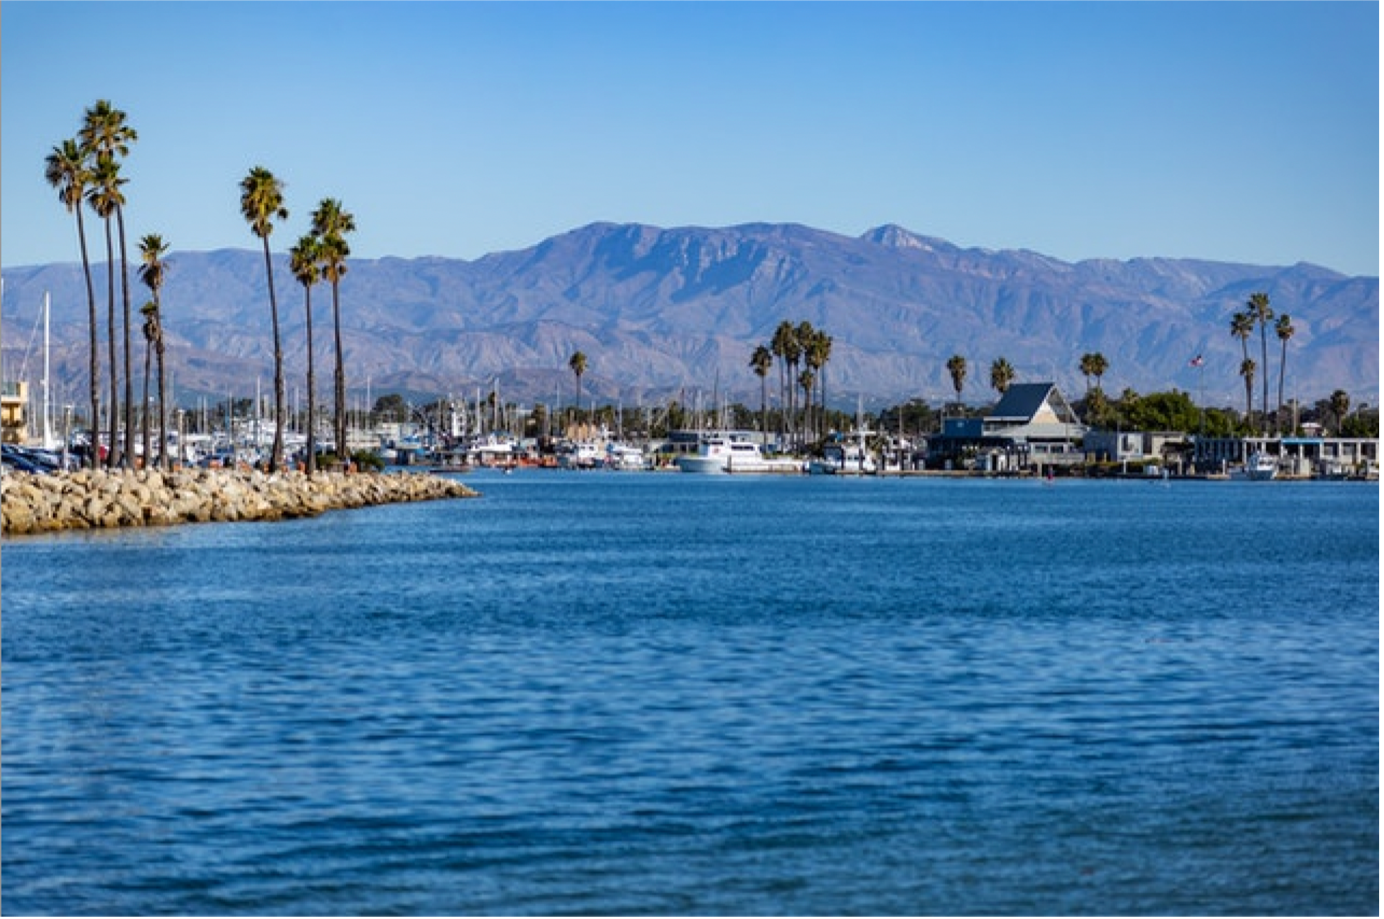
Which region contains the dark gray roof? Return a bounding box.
[987,382,1078,423]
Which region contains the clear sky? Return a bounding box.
[2,1,1378,276]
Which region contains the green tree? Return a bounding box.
[239,166,289,472]
[310,198,356,465]
[946,354,967,412]
[137,233,169,468]
[44,137,101,466]
[750,344,773,446]
[289,234,322,475]
[989,357,1015,396]
[81,100,137,468]
[1329,389,1350,436]
[1274,313,1295,433]
[1247,293,1274,435]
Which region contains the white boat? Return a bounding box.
[1231,451,1278,481]
[676,435,803,474]
[808,434,878,475]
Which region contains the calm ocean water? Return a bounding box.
[2,471,1377,916]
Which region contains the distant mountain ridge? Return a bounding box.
[1,222,1376,410]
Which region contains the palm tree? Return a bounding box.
[1238,358,1256,428]
[240,166,289,472]
[1229,310,1255,425]
[310,198,356,466]
[750,344,772,446]
[290,234,322,476]
[1078,352,1108,394]
[86,156,125,467]
[771,322,802,448]
[44,137,101,466]
[569,351,588,423]
[1275,313,1295,434]
[798,367,816,442]
[989,357,1015,396]
[137,234,169,468]
[805,327,832,439]
[946,354,967,414]
[81,101,137,467]
[1247,293,1274,435]
[1329,389,1350,436]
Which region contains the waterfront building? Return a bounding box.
[926,382,1086,472]
[2,380,28,443]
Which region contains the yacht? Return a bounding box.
[1230,451,1278,481]
[676,434,803,474]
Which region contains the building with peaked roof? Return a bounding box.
[926,382,1087,472]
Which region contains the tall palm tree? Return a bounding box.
[805,327,832,439]
[771,322,802,448]
[1247,293,1274,435]
[1275,313,1295,434]
[44,137,101,466]
[1229,310,1255,425]
[87,156,125,467]
[989,357,1015,396]
[81,101,137,467]
[750,344,772,446]
[240,166,289,472]
[1238,358,1256,429]
[569,351,588,424]
[798,367,816,442]
[946,354,967,414]
[137,234,169,468]
[290,234,322,476]
[310,198,356,466]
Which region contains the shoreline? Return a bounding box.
[1,467,479,537]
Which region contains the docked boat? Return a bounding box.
[808,433,879,475]
[1231,451,1278,481]
[676,435,803,474]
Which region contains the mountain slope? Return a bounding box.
[1,222,1376,409]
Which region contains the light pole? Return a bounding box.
[62,404,73,470]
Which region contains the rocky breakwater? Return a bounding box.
[1,468,479,536]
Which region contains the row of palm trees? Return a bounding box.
[746,320,834,448]
[1230,292,1295,435]
[44,100,357,475]
[237,168,356,474]
[43,100,178,470]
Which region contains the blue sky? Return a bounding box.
[2,2,1378,275]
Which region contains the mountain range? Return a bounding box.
[1,222,1377,412]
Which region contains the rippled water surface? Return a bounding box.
[3,472,1377,915]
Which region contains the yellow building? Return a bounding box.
[2,380,28,443]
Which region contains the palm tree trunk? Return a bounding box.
[156,337,167,469]
[262,237,285,472]
[75,206,100,469]
[104,220,120,468]
[141,336,152,465]
[1259,325,1270,437]
[1277,341,1288,436]
[301,285,315,473]
[118,206,135,468]
[332,279,346,468]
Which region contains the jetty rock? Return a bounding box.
[1,468,478,536]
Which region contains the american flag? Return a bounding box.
[1189,354,1205,368]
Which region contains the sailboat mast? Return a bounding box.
[42,291,55,449]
